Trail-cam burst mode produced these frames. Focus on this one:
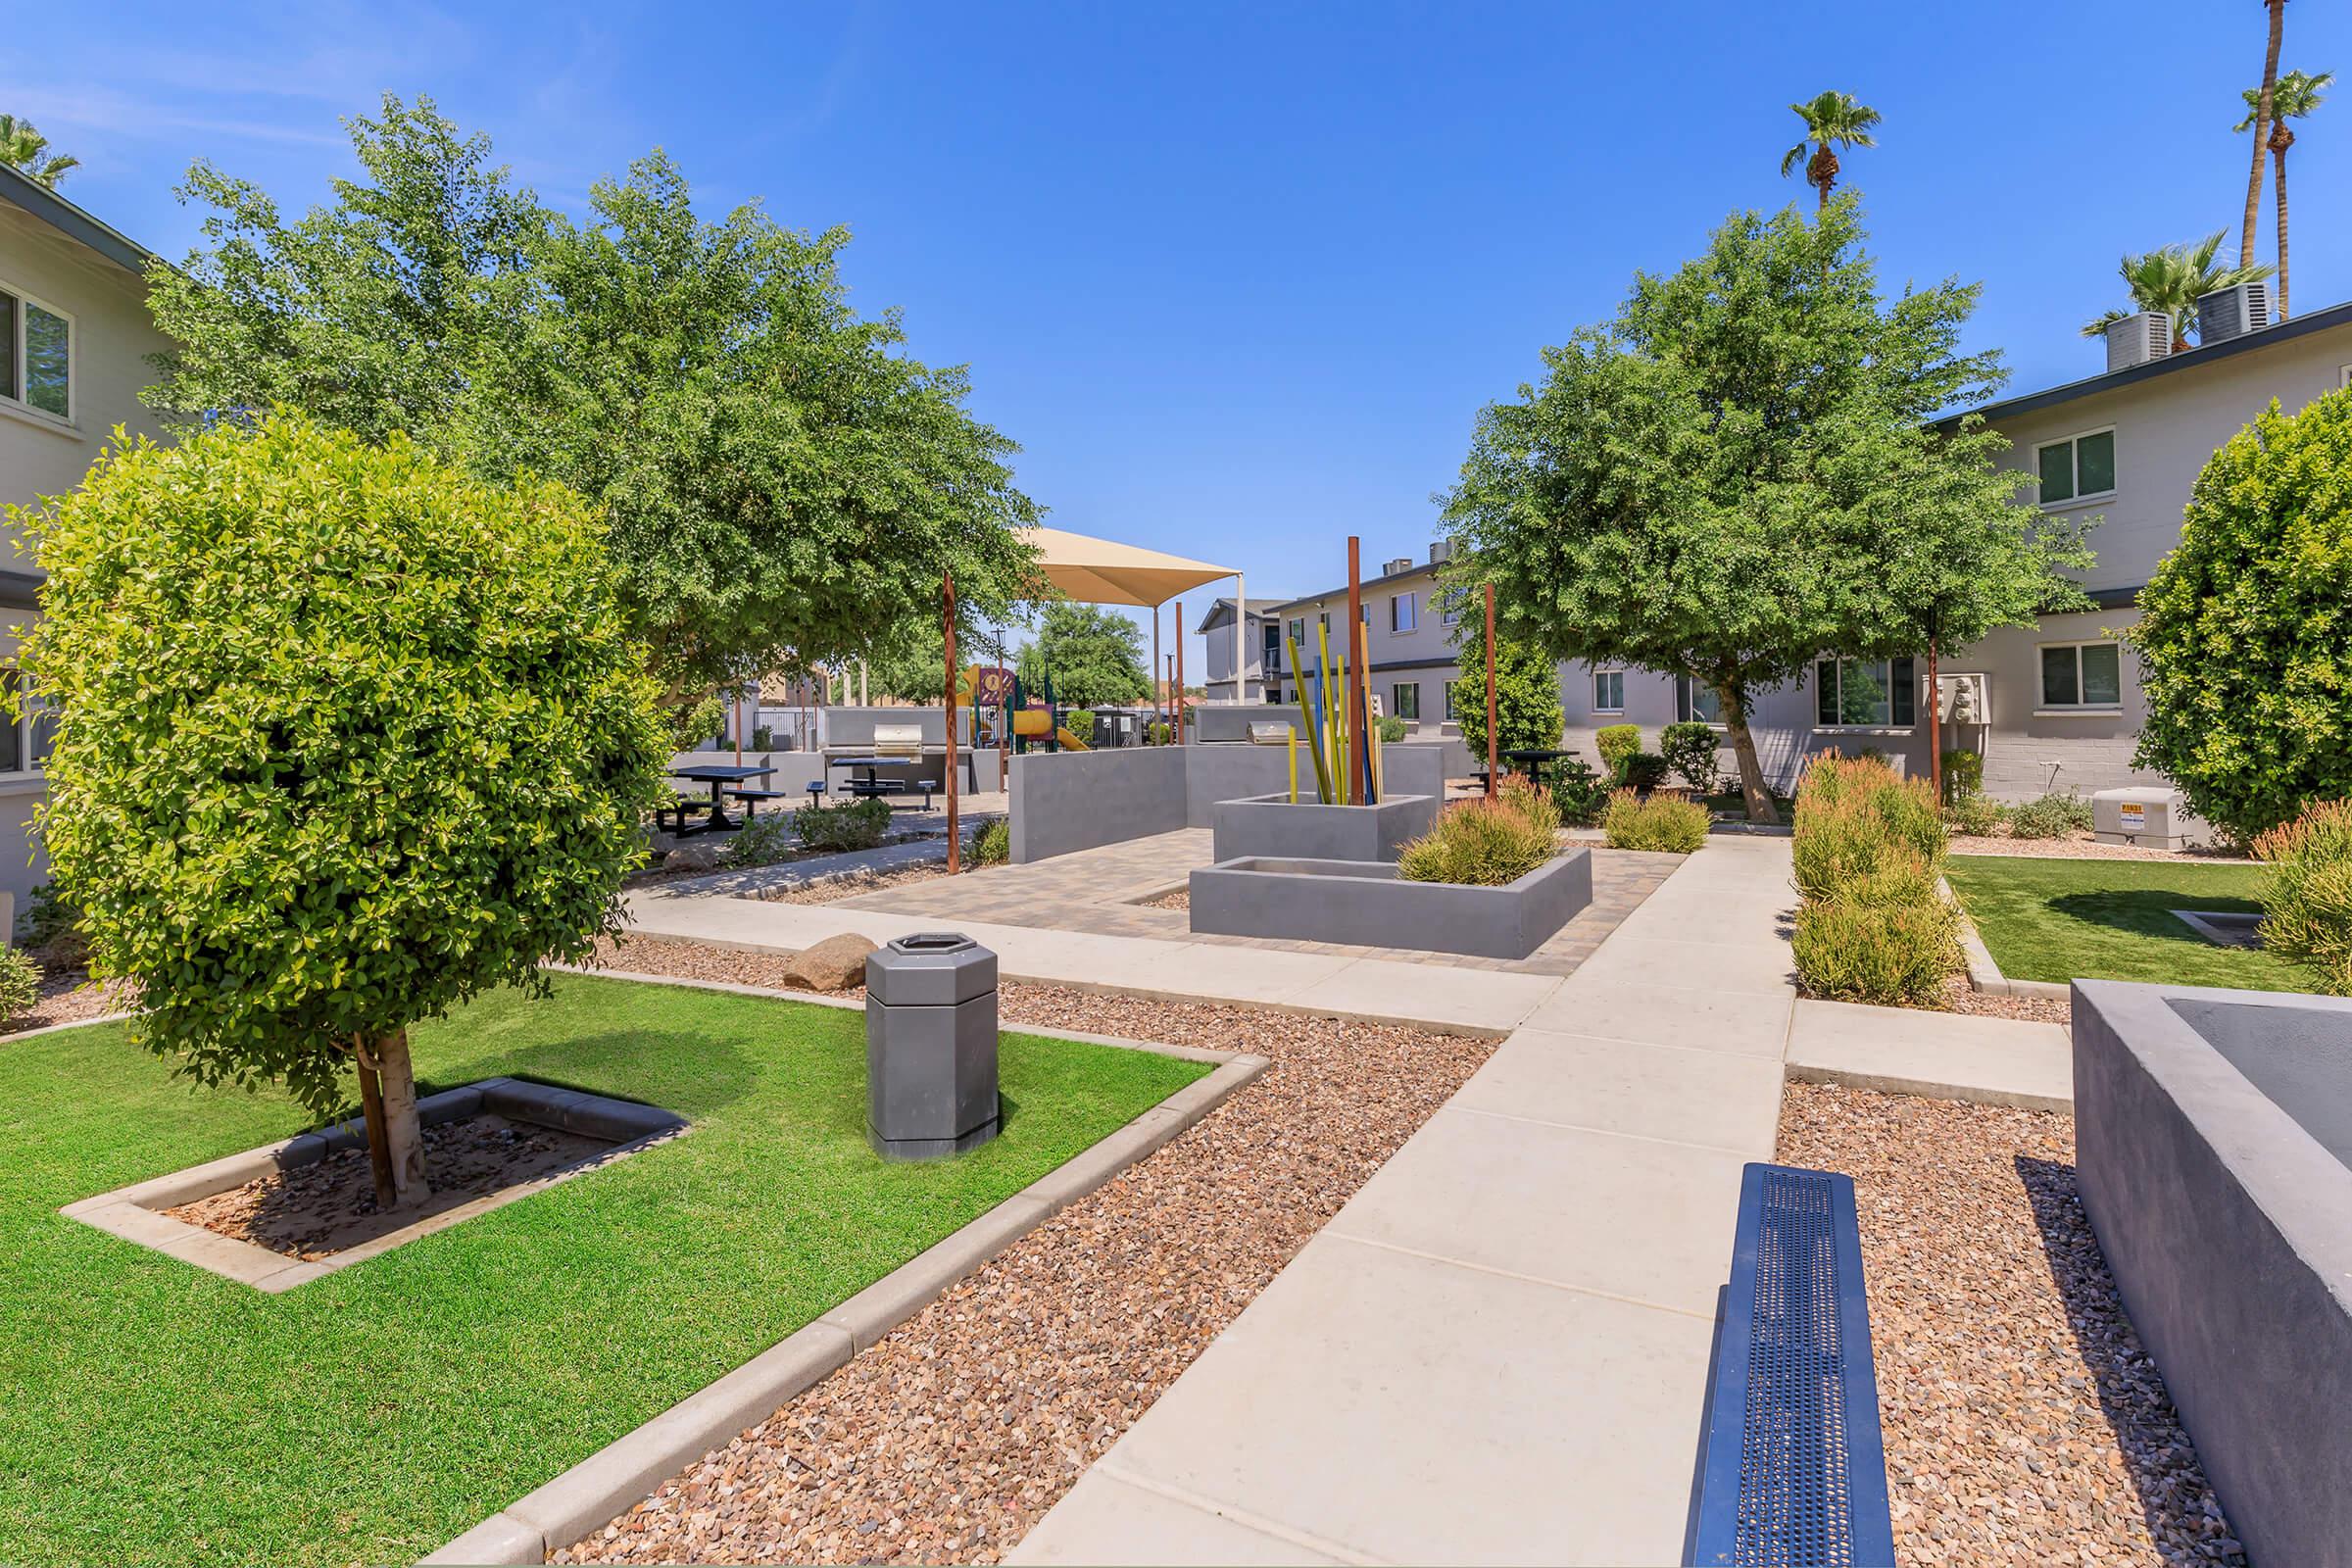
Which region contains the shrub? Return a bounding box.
[724,813,798,867]
[21,882,86,969]
[1545,757,1610,826]
[668,694,724,752]
[2253,800,2352,995]
[1790,891,1961,1006]
[1451,634,1564,761]
[1398,781,1557,886]
[1618,751,1670,791]
[1790,757,1945,901]
[790,796,893,853]
[1659,721,1722,794]
[1940,791,2005,838]
[1377,713,1408,744]
[1601,789,1710,853]
[2133,390,2352,841]
[752,724,774,751]
[0,945,39,1022]
[1595,723,1642,779]
[1941,748,1984,802]
[2006,792,2092,840]
[16,415,667,1209]
[966,817,1010,867]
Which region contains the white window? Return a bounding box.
[1814,657,1916,728]
[1676,677,1725,724]
[1391,593,1417,633]
[2040,641,2123,710]
[0,671,54,775]
[0,284,73,422]
[1592,668,1625,712]
[1441,588,1462,626]
[2036,427,2116,506]
[1393,681,1420,720]
[1444,680,1459,720]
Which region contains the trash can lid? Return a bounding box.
[866,931,998,1006]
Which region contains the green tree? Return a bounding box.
[1015,603,1150,708]
[1449,633,1563,762]
[0,114,78,187]
[13,415,667,1209]
[2132,391,2352,841]
[143,94,1041,713]
[2238,69,2332,319]
[2080,232,2275,348]
[1780,91,1880,209]
[1445,196,2080,823]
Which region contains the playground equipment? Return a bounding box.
[1002,671,1095,754]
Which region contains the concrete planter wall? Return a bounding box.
[2072,980,2352,1568]
[1209,792,1437,864]
[1189,848,1592,959]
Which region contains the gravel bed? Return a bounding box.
[1778,1082,2244,1567]
[761,862,956,906]
[1947,831,2245,862]
[1138,888,1189,910]
[0,965,139,1038]
[558,937,1493,1565]
[1941,976,2071,1026]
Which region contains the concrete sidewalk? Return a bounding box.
[1011,835,1803,1566]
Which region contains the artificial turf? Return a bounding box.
[1942,854,2308,991]
[0,973,1207,1567]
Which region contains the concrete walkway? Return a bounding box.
[1010,834,1806,1566]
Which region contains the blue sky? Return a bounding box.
[13,1,2348,673]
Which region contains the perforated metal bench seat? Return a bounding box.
[1689,1163,1895,1568]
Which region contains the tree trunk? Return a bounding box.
[2240,0,2283,267]
[363,1028,431,1211]
[1718,681,1780,825]
[353,1042,397,1211]
[2273,134,2293,319]
[1809,144,1838,209]
[1927,639,1942,803]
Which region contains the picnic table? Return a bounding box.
[827,755,937,809]
[667,763,772,834]
[1503,747,1569,778]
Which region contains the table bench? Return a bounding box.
[655,796,715,836]
[1688,1162,1894,1567]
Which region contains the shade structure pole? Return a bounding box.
[1174,600,1186,745]
[1235,571,1246,702]
[945,572,959,874]
[1485,583,1497,800]
[1153,605,1162,726]
[1346,538,1366,805]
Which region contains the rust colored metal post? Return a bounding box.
[945,572,959,873]
[1927,637,1941,803]
[1484,582,1498,799]
[1175,601,1186,745]
[1346,538,1366,804]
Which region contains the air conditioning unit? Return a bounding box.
[1429,540,1457,565]
[1383,558,1413,577]
[2197,281,2271,346]
[2104,311,2172,371]
[1936,672,1989,726]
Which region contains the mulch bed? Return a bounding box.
[1941,976,2071,1026]
[0,958,138,1038]
[557,936,1494,1564]
[164,1114,610,1261]
[759,862,956,906]
[1947,830,2246,863]
[1778,1082,2246,1567]
[1138,888,1189,910]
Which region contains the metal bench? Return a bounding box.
[655,796,714,836]
[1689,1163,1894,1568]
[724,757,795,818]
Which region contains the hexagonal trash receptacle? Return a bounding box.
[864,932,1001,1160]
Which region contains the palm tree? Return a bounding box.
[0,114,78,188]
[2080,232,2276,350]
[1779,91,1881,209]
[2239,0,2285,269]
[2238,69,2331,319]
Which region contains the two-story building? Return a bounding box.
[1262,544,1471,733]
[1196,596,1288,705]
[1556,290,2352,801]
[0,165,171,919]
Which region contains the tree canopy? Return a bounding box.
[1015,603,1151,708]
[143,94,1041,710]
[1443,196,2087,820]
[1448,632,1563,762]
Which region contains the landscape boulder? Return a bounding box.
[784,933,879,992]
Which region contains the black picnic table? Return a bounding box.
[827,755,896,798]
[1503,747,1570,778]
[668,763,772,834]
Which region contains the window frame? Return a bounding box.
[1440,588,1461,627]
[1391,592,1418,634]
[1675,676,1727,727]
[1811,656,1917,731]
[1592,667,1625,713]
[0,669,54,780]
[2034,424,2117,509]
[2036,639,2125,714]
[1392,681,1420,720]
[0,277,76,427]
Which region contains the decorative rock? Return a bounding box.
[782,934,877,993]
[662,843,730,872]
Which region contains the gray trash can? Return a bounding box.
[864,932,1001,1159]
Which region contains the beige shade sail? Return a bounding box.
[1015,525,1234,608]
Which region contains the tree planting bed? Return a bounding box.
[0,973,1204,1567]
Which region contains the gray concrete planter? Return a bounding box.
[1188,848,1592,959]
[2073,980,2352,1568]
[1208,792,1438,865]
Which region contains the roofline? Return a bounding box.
[0,164,159,277]
[1946,298,2352,429]
[1268,556,1443,613]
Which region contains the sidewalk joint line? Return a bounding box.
[1446,1099,1771,1157]
[1316,1232,1719,1322]
[1087,1462,1395,1566]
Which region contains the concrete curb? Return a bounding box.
[423,1001,1267,1565]
[1784,1056,2073,1115]
[1939,876,2074,1002]
[0,1006,141,1041]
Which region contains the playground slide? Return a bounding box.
[1053,727,1091,751]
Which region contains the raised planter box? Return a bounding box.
[1208,792,1438,864]
[2073,979,2352,1568]
[1188,849,1592,959]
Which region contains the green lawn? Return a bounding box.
[1943,855,2309,990]
[0,974,1206,1567]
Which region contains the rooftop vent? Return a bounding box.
[1383,557,1413,576]
[2197,282,2271,347]
[2105,311,2173,372]
[1429,540,1457,565]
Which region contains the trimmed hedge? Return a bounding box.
[1398,780,1557,886]
[1601,789,1710,853]
[2254,800,2352,995]
[1594,723,1642,780]
[790,796,893,852]
[1790,757,1944,903]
